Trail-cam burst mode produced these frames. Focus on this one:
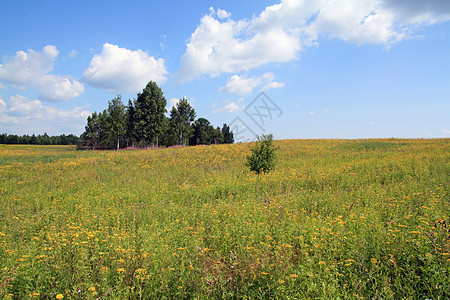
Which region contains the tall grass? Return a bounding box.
[0,139,448,299]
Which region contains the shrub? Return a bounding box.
[246,134,277,175]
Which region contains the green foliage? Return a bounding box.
[134,81,167,147]
[0,133,78,145]
[246,134,277,174]
[169,97,196,146]
[76,81,234,149]
[190,118,224,145]
[107,95,126,150]
[221,123,234,144]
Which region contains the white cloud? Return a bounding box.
[168,98,179,111]
[176,8,300,82]
[309,0,404,46]
[178,0,450,81]
[442,129,450,135]
[0,45,84,102]
[219,72,285,96]
[6,95,42,117]
[0,95,90,135]
[261,81,285,91]
[166,96,192,111]
[213,101,243,113]
[83,43,168,93]
[0,98,6,112]
[37,75,84,101]
[291,102,302,108]
[68,50,78,58]
[309,111,315,115]
[219,75,262,96]
[214,7,231,19]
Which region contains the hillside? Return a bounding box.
[0,139,448,298]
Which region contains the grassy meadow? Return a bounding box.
[0,139,448,299]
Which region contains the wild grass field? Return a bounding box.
[0,139,448,299]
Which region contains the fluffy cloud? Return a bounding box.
[262,81,285,91]
[0,95,91,134]
[219,75,262,96]
[167,96,193,111]
[213,101,244,114]
[83,43,168,93]
[219,72,284,96]
[168,98,180,111]
[0,45,84,101]
[215,7,231,19]
[176,8,300,82]
[178,0,450,81]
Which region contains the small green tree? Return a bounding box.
[246,134,277,175]
[169,97,196,146]
[107,95,126,150]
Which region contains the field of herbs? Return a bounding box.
[0,139,448,299]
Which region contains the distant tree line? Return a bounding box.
[78,81,234,150]
[0,133,79,145]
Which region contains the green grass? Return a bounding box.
[0,139,448,299]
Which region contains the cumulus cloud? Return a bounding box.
[177,0,450,81]
[0,45,84,101]
[219,72,284,96]
[167,98,180,111]
[261,81,285,91]
[213,101,244,114]
[166,96,193,112]
[176,7,300,82]
[0,95,90,134]
[83,43,168,93]
[219,75,262,96]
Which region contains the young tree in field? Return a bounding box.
[170,97,196,146]
[134,81,167,147]
[222,123,234,144]
[246,134,277,175]
[107,95,126,150]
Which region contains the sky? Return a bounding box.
[1,0,449,141]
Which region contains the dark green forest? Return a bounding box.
[0,133,79,145]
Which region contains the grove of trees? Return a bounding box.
[0,133,79,145]
[78,81,234,150]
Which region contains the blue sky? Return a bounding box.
[1,0,449,140]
